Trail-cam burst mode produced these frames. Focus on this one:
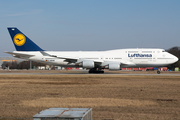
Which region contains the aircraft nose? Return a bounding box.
[174,56,179,63]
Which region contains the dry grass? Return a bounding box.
[21,97,157,108]
[0,72,180,120]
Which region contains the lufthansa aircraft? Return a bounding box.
[5,27,178,74]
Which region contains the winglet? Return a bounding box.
[40,51,78,60]
[40,51,57,57]
[7,27,44,51]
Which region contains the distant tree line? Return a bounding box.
[1,61,46,69]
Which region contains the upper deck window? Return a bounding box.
[128,51,138,53]
[142,51,152,53]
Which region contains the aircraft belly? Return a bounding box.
[134,63,169,67]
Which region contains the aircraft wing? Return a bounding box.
[40,51,78,63]
[4,51,34,58]
[40,51,103,63]
[40,51,134,65]
[120,60,136,65]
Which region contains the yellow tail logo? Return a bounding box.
[13,33,26,46]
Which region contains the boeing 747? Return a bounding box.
[5,27,178,74]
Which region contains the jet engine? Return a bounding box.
[82,60,94,68]
[109,63,120,71]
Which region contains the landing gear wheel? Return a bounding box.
[157,70,160,74]
[89,71,93,73]
[89,69,104,74]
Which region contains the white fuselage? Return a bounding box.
[12,48,178,69]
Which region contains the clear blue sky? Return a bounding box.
[0,0,180,56]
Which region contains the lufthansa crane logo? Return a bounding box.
[13,33,26,46]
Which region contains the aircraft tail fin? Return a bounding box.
[7,27,44,51]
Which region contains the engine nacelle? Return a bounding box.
[109,63,120,71]
[82,60,94,69]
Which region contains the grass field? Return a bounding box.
[0,70,179,120]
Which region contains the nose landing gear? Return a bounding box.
[157,68,161,74]
[157,70,161,74]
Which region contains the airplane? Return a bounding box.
[5,27,178,74]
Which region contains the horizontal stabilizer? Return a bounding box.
[4,51,34,58]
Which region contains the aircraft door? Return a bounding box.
[153,51,156,62]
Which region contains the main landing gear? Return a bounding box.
[89,68,104,74]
